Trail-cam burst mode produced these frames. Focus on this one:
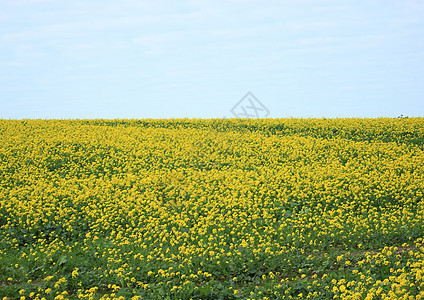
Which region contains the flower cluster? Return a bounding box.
[0,118,423,299]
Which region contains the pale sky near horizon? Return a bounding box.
[1,0,423,119]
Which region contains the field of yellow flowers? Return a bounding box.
[1,118,424,299]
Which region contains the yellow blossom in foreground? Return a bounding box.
[0,118,423,299]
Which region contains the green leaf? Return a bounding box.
[57,255,68,266]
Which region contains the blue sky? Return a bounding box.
[1,0,423,119]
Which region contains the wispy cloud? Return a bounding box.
[0,0,423,118]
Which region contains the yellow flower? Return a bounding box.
[71,268,79,278]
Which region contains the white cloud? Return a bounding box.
[1,0,423,118]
